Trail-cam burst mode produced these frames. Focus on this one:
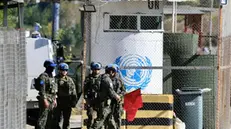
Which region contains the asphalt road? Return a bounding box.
[26,115,82,129]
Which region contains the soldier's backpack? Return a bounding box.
[33,73,48,91]
[85,75,101,104]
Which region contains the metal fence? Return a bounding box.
[0,28,27,129]
[80,0,230,129]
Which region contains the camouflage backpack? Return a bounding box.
[33,73,48,91]
[85,75,101,103]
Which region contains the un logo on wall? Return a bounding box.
[114,54,152,91]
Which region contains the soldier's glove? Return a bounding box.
[115,94,121,102]
[44,99,50,108]
[53,99,57,108]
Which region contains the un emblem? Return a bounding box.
[114,54,152,91]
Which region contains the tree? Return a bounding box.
[59,1,81,28]
[24,3,52,37]
[0,9,18,28]
[58,24,83,47]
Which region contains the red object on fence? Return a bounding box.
[123,88,143,121]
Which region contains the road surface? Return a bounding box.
[26,115,82,129]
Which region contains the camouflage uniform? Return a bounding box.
[108,73,125,129]
[54,74,77,129]
[90,73,119,129]
[37,73,57,129]
[84,74,102,129]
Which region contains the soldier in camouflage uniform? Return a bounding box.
[84,62,103,129]
[105,64,126,129]
[37,59,58,129]
[90,64,121,129]
[54,63,77,129]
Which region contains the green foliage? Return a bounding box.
[0,9,18,28]
[24,3,53,38]
[24,3,52,26]
[59,1,81,28]
[0,2,83,52]
[58,24,83,47]
[23,2,83,48]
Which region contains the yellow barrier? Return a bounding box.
[82,94,174,129]
[124,94,174,129]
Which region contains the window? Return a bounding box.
[104,14,163,32]
[110,16,137,30]
[140,16,162,30]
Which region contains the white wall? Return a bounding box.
[90,1,164,94]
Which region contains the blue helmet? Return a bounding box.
[57,57,64,63]
[113,64,120,72]
[90,62,102,70]
[105,64,119,73]
[43,59,57,68]
[58,63,69,70]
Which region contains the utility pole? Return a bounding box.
[80,0,90,127]
[172,1,176,33]
[80,1,96,88]
[3,0,8,27]
[175,1,177,33]
[172,0,178,33]
[216,3,223,129]
[18,3,24,29]
[52,0,60,43]
[81,0,89,89]
[209,0,214,53]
